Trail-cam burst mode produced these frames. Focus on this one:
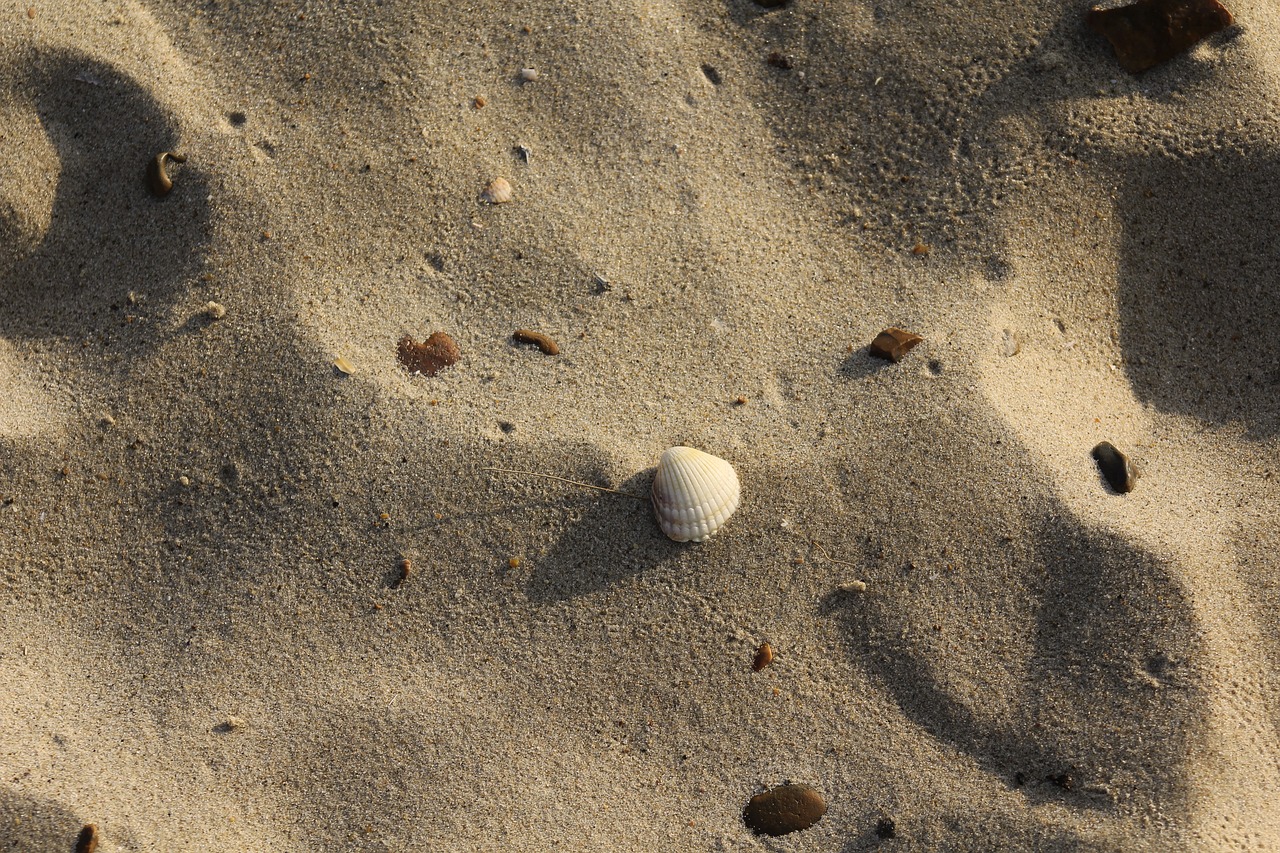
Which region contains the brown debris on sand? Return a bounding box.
[397,332,461,376]
[868,328,923,363]
[1087,0,1232,73]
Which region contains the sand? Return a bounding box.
[2,0,1279,849]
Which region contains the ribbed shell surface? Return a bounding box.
[651,446,741,542]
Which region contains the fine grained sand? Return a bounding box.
[2,1,1280,850]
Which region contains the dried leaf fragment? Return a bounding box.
[512,328,559,355]
[397,332,461,376]
[868,328,923,362]
[1087,0,1232,73]
[146,151,186,197]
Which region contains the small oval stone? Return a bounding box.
[743,783,827,836]
[1092,441,1138,493]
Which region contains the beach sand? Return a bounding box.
[2,0,1279,849]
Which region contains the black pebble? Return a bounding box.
[1092,441,1138,493]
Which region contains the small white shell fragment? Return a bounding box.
[651,446,741,542]
[333,356,355,375]
[519,67,539,82]
[838,579,868,593]
[480,177,513,204]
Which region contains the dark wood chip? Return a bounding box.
[752,642,773,672]
[512,329,559,355]
[1086,0,1232,73]
[397,332,461,376]
[75,824,99,853]
[868,328,923,362]
[743,783,827,836]
[1092,441,1139,493]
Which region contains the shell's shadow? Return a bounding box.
[522,468,687,603]
[830,513,1205,816]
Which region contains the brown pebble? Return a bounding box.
[512,329,559,355]
[911,242,931,255]
[508,556,521,569]
[1087,0,1232,74]
[146,151,187,197]
[397,558,412,586]
[733,395,748,406]
[1092,441,1139,493]
[75,824,98,853]
[473,94,487,108]
[752,642,773,672]
[397,332,461,376]
[868,327,923,362]
[743,784,827,836]
[27,6,35,19]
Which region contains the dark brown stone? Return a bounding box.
[397,332,461,376]
[1086,0,1232,74]
[743,783,827,836]
[75,824,99,853]
[1092,441,1139,493]
[868,328,923,363]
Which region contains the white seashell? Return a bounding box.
[480,177,513,204]
[651,446,741,542]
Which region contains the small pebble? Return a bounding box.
[1092,441,1138,493]
[838,579,867,593]
[397,332,461,376]
[396,558,412,587]
[752,642,773,672]
[743,783,827,836]
[766,51,794,69]
[911,242,931,255]
[178,475,190,487]
[205,301,226,320]
[473,94,487,108]
[74,824,98,853]
[333,356,355,375]
[868,327,923,363]
[99,414,115,428]
[519,67,539,82]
